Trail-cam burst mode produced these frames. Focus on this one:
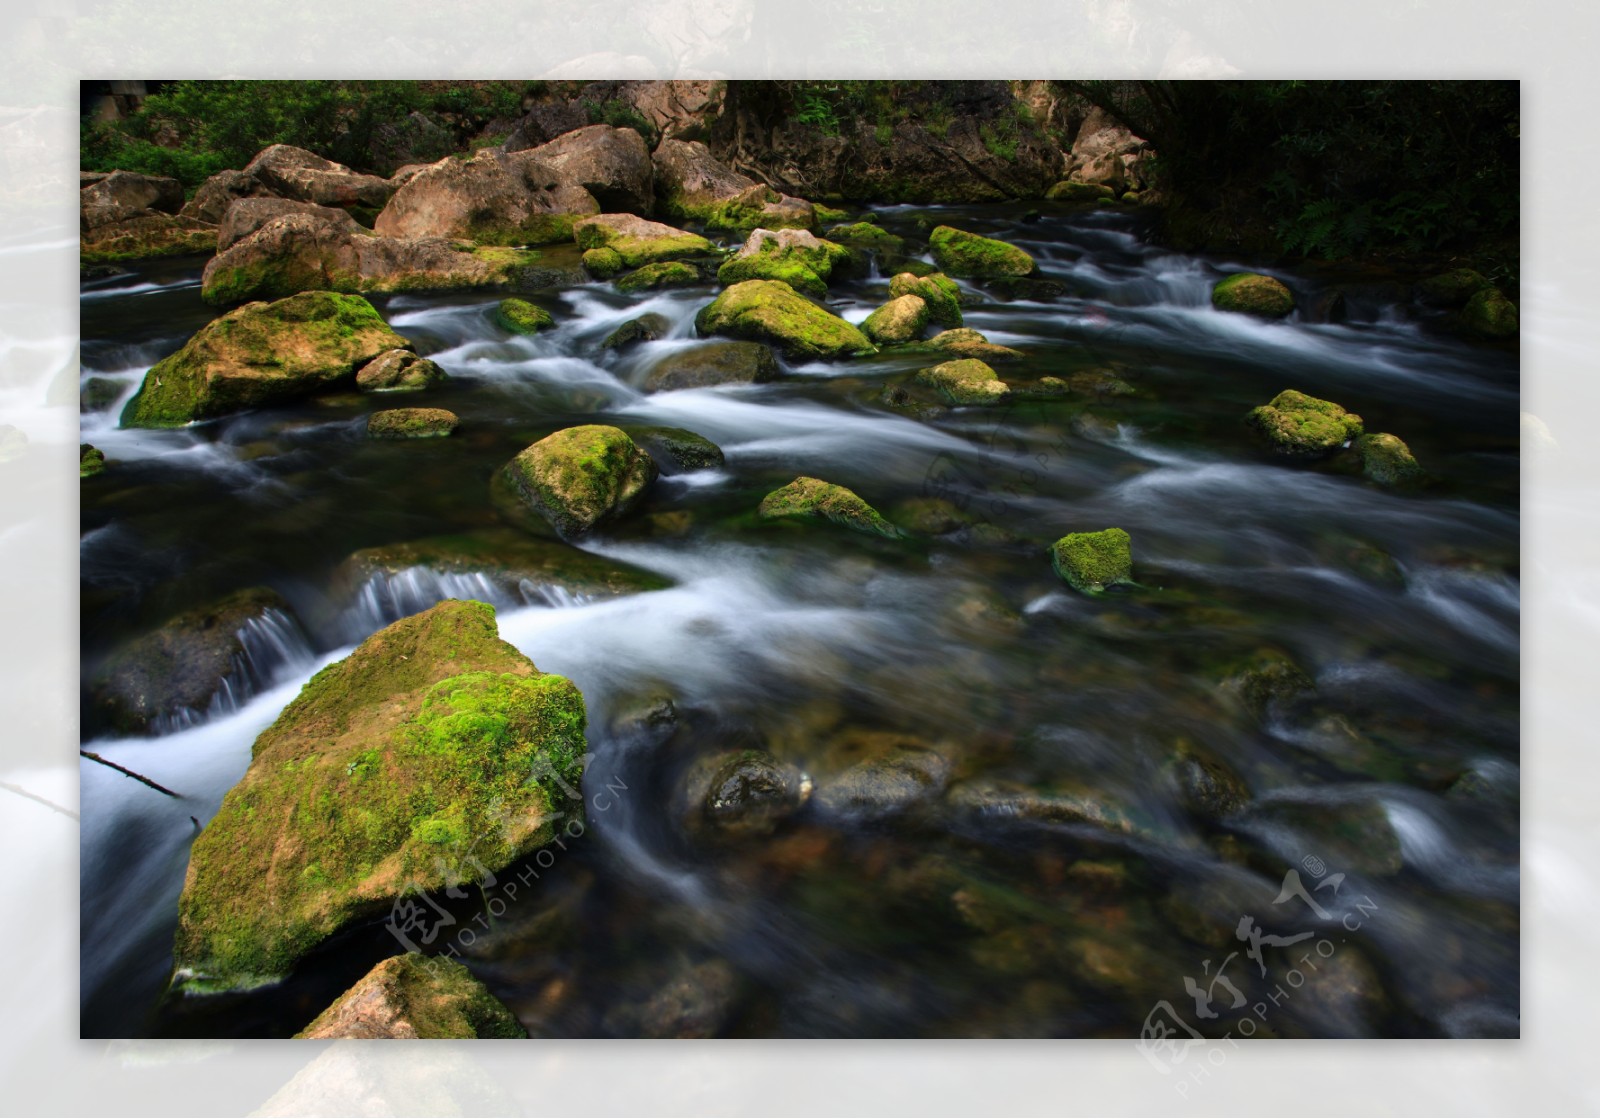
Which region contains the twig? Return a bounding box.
[79,751,181,798]
[0,780,79,820]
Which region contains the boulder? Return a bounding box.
[888,272,963,327]
[217,196,357,251]
[374,149,599,245]
[495,297,554,335]
[929,226,1035,279]
[617,262,702,293]
[825,222,905,255]
[80,170,183,227]
[615,79,724,143]
[679,749,809,840]
[643,341,778,392]
[179,168,271,224]
[705,184,816,234]
[695,279,873,360]
[627,426,725,472]
[1220,650,1315,722]
[1354,432,1424,486]
[1169,740,1251,822]
[944,778,1134,836]
[652,138,759,223]
[1065,107,1153,192]
[1212,272,1295,318]
[356,349,447,393]
[1046,181,1116,202]
[1049,528,1133,593]
[498,425,657,538]
[582,247,625,277]
[600,313,671,350]
[861,294,929,345]
[572,213,714,267]
[1246,390,1364,457]
[295,955,525,1039]
[367,407,458,439]
[172,600,588,992]
[716,227,854,298]
[813,746,949,820]
[80,172,217,262]
[914,358,1008,405]
[1416,267,1492,307]
[503,100,591,152]
[242,144,394,209]
[523,125,654,214]
[925,327,1022,363]
[1245,796,1402,876]
[123,291,409,427]
[757,476,900,539]
[1461,287,1518,338]
[79,443,105,479]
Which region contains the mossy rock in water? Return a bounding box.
[1068,368,1136,397]
[628,426,725,473]
[1220,649,1315,722]
[367,407,458,439]
[1246,389,1363,457]
[582,246,625,278]
[716,228,854,299]
[928,226,1035,279]
[572,213,714,267]
[695,279,874,360]
[643,340,778,392]
[172,600,587,993]
[701,184,816,234]
[1169,739,1251,823]
[616,261,701,294]
[495,297,554,335]
[826,222,905,255]
[1212,272,1295,318]
[600,312,671,351]
[1050,528,1133,594]
[1416,267,1492,307]
[79,443,105,479]
[498,424,657,538]
[123,291,409,427]
[912,327,1022,363]
[1354,432,1424,486]
[757,476,901,539]
[1460,287,1518,338]
[81,376,126,413]
[356,349,447,393]
[1046,181,1116,202]
[296,954,526,1039]
[914,358,1008,405]
[861,294,929,345]
[888,272,963,327]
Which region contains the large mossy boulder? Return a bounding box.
[373,149,599,245]
[1246,390,1364,457]
[243,144,395,210]
[861,294,929,345]
[179,168,268,225]
[1354,432,1424,486]
[928,226,1035,279]
[495,297,554,335]
[757,476,900,539]
[498,424,657,538]
[123,291,409,427]
[1049,528,1133,594]
[715,228,854,298]
[1461,287,1519,338]
[296,955,525,1040]
[889,271,963,327]
[573,213,714,268]
[826,222,905,255]
[522,124,654,215]
[1212,272,1295,318]
[695,279,873,360]
[700,184,814,235]
[367,407,458,439]
[914,358,1008,405]
[643,341,778,392]
[617,261,702,293]
[356,349,447,393]
[172,600,587,993]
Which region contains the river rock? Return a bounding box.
[367,407,458,439]
[80,169,183,226]
[921,328,1022,363]
[695,279,874,360]
[89,587,295,736]
[680,748,810,840]
[826,222,905,255]
[812,746,950,821]
[172,600,588,992]
[217,196,358,251]
[495,297,554,334]
[643,341,778,392]
[523,125,654,214]
[943,778,1135,836]
[757,476,901,539]
[600,312,671,350]
[628,426,725,472]
[1049,528,1133,594]
[80,171,217,263]
[1046,181,1116,202]
[861,294,929,345]
[617,262,703,293]
[716,228,854,298]
[1416,267,1492,307]
[243,144,393,209]
[79,443,105,478]
[914,358,1008,405]
[1212,272,1295,318]
[179,168,270,224]
[630,960,741,1039]
[652,138,758,224]
[1354,432,1424,486]
[374,148,599,245]
[1170,739,1252,822]
[572,213,714,267]
[498,424,657,538]
[1246,390,1364,457]
[1461,287,1518,338]
[295,955,526,1039]
[123,291,409,426]
[582,247,625,277]
[888,272,963,327]
[356,349,447,393]
[1220,650,1316,722]
[929,226,1036,279]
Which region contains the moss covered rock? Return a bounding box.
[123,292,409,427]
[888,272,963,327]
[495,297,554,335]
[1212,272,1295,318]
[914,358,1008,405]
[1049,528,1133,593]
[616,261,701,294]
[643,341,778,392]
[499,424,657,538]
[1354,432,1424,486]
[1221,650,1315,722]
[716,228,854,298]
[172,600,587,992]
[582,246,625,277]
[79,443,105,479]
[356,349,447,393]
[1046,181,1116,202]
[1461,287,1518,338]
[600,313,671,350]
[1416,267,1492,307]
[628,426,725,473]
[924,327,1022,363]
[1246,390,1364,457]
[757,476,900,539]
[861,294,929,345]
[695,279,874,360]
[573,213,714,267]
[367,407,458,439]
[296,954,526,1039]
[826,222,905,255]
[703,184,816,234]
[928,226,1035,279]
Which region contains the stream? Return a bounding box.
[78,203,1519,1039]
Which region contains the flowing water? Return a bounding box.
[79,204,1519,1039]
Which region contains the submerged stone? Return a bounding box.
[928,226,1035,279]
[600,312,672,350]
[1416,267,1492,307]
[1246,389,1364,457]
[695,279,874,360]
[356,349,447,393]
[1212,272,1295,318]
[914,358,1008,405]
[812,747,950,821]
[628,426,725,472]
[679,748,809,841]
[1221,650,1315,722]
[1049,528,1133,593]
[757,476,901,539]
[296,955,526,1039]
[366,407,458,439]
[498,424,657,538]
[495,297,554,335]
[1170,740,1251,822]
[1355,432,1424,486]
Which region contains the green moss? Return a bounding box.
[80,222,217,264]
[627,426,725,471]
[1246,389,1364,457]
[700,187,814,234]
[79,443,105,479]
[1045,181,1116,202]
[757,476,901,539]
[573,219,714,268]
[1212,272,1295,318]
[1355,432,1424,486]
[715,232,853,298]
[826,222,905,255]
[813,203,850,223]
[1049,528,1133,594]
[173,600,586,992]
[499,424,657,538]
[1461,287,1518,338]
[582,247,625,277]
[1417,267,1491,306]
[888,272,963,327]
[695,279,875,360]
[616,261,701,294]
[295,955,526,1039]
[861,294,929,345]
[495,297,554,335]
[366,407,459,439]
[928,226,1035,279]
[913,358,1008,405]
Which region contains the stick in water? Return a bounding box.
[79,751,181,799]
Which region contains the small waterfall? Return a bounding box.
[147,607,317,735]
[338,566,599,644]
